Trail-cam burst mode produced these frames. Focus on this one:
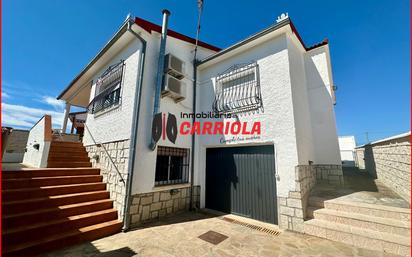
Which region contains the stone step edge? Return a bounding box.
[2,182,105,193]
[3,167,100,172]
[3,208,117,235]
[3,175,102,182]
[3,198,113,219]
[305,206,320,218]
[314,208,410,229]
[3,190,109,206]
[325,199,410,214]
[3,219,122,254]
[304,219,410,246]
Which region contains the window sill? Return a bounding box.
[93,103,120,118]
[152,183,191,192]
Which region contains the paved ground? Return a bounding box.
[310,167,410,209]
[40,212,400,257]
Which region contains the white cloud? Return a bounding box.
[2,91,11,99]
[2,103,68,129]
[41,96,65,110]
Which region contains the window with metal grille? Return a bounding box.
[212,62,263,114]
[87,60,124,114]
[155,146,190,186]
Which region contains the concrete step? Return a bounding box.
[50,144,86,152]
[2,165,122,257]
[305,206,319,219]
[48,151,89,158]
[3,190,110,215]
[47,161,92,168]
[3,199,114,230]
[324,199,410,222]
[3,208,118,245]
[308,196,327,208]
[3,219,122,257]
[3,175,102,189]
[2,168,100,179]
[313,208,410,237]
[3,182,106,201]
[51,141,83,146]
[304,219,410,256]
[48,156,90,162]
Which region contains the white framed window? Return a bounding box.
[155,146,190,186]
[88,60,124,114]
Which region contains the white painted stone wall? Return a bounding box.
[78,22,216,204]
[195,34,299,201]
[131,30,216,194]
[23,116,51,168]
[286,34,315,165]
[304,46,341,165]
[83,38,143,146]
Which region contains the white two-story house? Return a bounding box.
[36,11,342,232]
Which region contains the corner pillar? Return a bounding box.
[62,103,71,132]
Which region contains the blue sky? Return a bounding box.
[3,0,410,145]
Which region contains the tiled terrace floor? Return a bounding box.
[40,212,401,257]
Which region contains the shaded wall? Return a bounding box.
[2,129,29,163]
[357,134,411,202]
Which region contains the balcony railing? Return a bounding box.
[212,62,263,114]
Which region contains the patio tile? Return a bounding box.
[39,212,401,257]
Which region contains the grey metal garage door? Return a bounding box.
[206,145,277,224]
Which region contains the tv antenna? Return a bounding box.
[193,0,203,62]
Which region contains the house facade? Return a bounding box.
[50,11,342,232]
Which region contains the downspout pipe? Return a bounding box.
[189,61,198,210]
[190,5,203,210]
[149,9,170,151]
[122,18,147,231]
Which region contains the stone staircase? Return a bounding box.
[47,141,92,168]
[304,196,411,256]
[2,167,122,257]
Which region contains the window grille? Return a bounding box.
[155,146,190,186]
[87,60,124,114]
[212,62,263,114]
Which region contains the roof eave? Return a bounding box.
[198,18,291,66]
[198,18,329,67]
[57,19,132,100]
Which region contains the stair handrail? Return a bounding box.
[84,123,125,185]
[52,128,65,141]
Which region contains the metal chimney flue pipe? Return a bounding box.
[149,9,170,151]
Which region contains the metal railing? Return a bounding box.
[212,62,263,114]
[87,61,124,114]
[84,123,125,185]
[155,146,190,186]
[87,85,121,114]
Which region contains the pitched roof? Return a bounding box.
[289,20,328,51]
[135,17,221,52]
[58,16,326,100]
[199,18,329,65]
